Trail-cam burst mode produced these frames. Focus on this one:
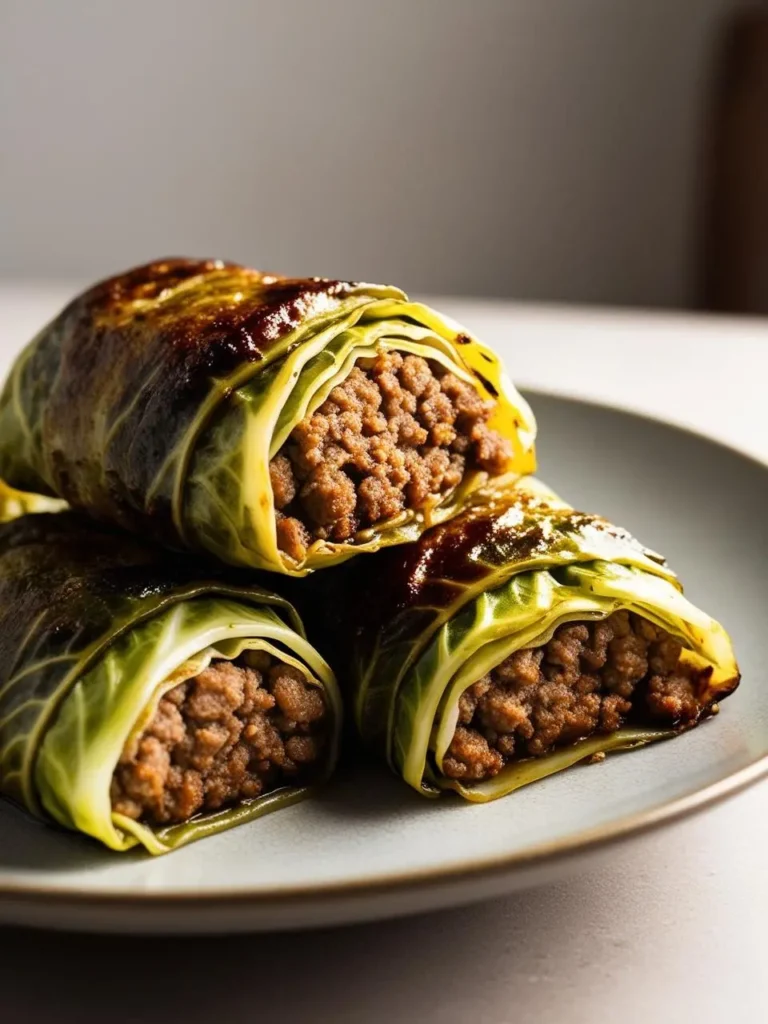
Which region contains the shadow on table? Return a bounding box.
[0,842,672,1024]
[0,757,414,876]
[0,879,594,1024]
[311,755,429,820]
[1,764,764,1024]
[0,803,145,873]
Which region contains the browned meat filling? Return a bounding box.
[271,351,511,560]
[111,653,329,826]
[444,611,709,782]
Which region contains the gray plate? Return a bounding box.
[0,391,766,934]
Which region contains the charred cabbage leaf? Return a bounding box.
[0,513,341,853]
[0,259,535,574]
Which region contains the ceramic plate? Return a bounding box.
[1,391,766,934]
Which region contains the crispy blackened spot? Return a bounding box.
[271,352,512,561]
[443,611,713,782]
[473,372,499,399]
[96,263,355,365]
[98,258,226,306]
[110,653,329,825]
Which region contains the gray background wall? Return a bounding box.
[0,0,741,305]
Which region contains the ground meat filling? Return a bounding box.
[443,611,710,782]
[111,653,329,825]
[271,351,512,560]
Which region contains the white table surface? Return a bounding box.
[0,286,766,1023]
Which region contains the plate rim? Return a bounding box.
[1,387,767,912]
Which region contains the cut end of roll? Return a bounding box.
[442,611,728,783]
[111,652,330,827]
[271,351,512,562]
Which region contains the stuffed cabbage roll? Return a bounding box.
[300,479,739,801]
[0,258,535,574]
[0,513,341,853]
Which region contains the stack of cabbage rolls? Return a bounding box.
[0,258,739,853]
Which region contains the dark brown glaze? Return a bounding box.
[369,490,651,623]
[14,259,381,543]
[0,511,297,810]
[296,487,653,654]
